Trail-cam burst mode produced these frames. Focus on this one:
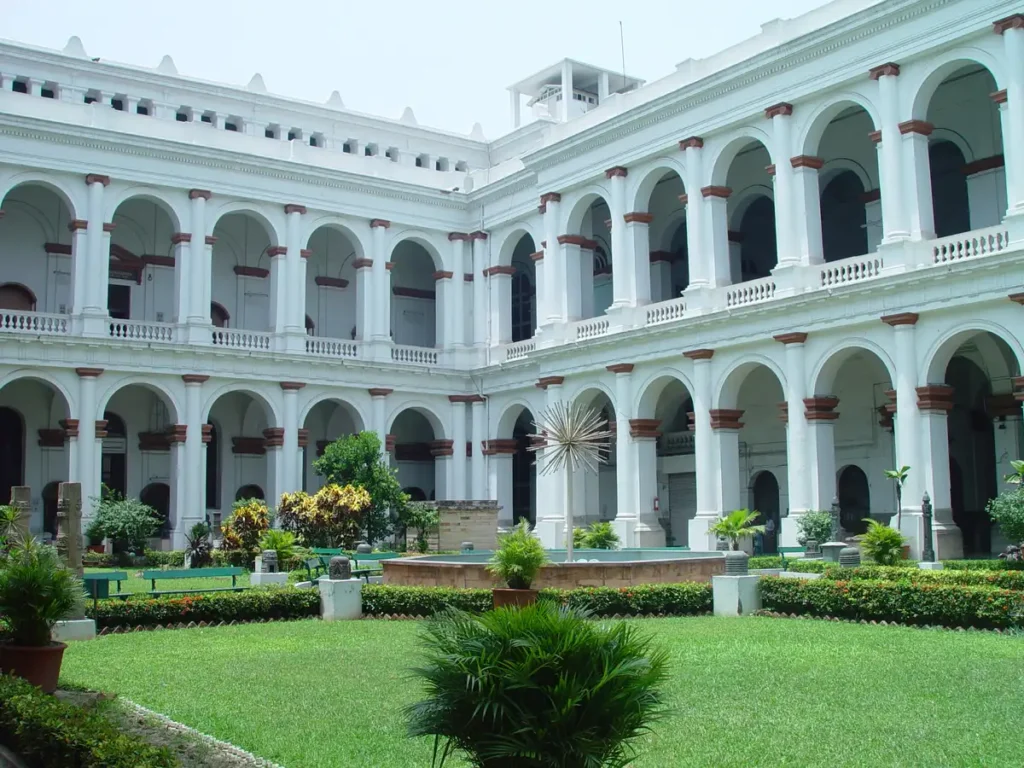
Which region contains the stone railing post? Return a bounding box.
[9,486,31,544]
[56,482,83,578]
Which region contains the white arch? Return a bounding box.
[105,185,187,232]
[728,186,775,230]
[298,394,367,431]
[201,382,282,425]
[387,229,447,271]
[0,368,76,416]
[628,157,687,213]
[818,157,874,193]
[495,399,538,438]
[707,126,775,186]
[207,201,284,245]
[96,377,183,424]
[386,401,447,439]
[908,46,1005,120]
[302,216,368,259]
[0,171,84,220]
[562,184,612,234]
[796,92,881,157]
[633,367,695,418]
[922,321,1024,386]
[564,381,617,414]
[713,353,787,410]
[495,227,539,268]
[809,338,897,395]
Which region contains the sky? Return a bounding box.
[3,0,834,139]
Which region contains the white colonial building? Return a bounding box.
[1,0,1022,559]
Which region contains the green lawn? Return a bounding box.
[84,567,250,597]
[60,617,1024,767]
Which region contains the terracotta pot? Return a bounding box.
[0,642,67,694]
[902,545,911,560]
[493,588,538,609]
[87,544,105,554]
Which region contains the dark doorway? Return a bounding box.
[512,411,535,526]
[511,273,534,343]
[101,412,127,498]
[403,487,427,501]
[738,196,777,282]
[107,284,131,320]
[837,465,871,536]
[235,484,265,502]
[42,481,60,538]
[821,171,868,262]
[205,423,219,510]
[141,482,171,538]
[929,141,970,238]
[0,284,36,311]
[751,471,780,554]
[0,407,25,508]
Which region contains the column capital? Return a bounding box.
[1013,377,1024,402]
[709,409,744,430]
[683,348,714,360]
[623,212,654,224]
[868,130,882,144]
[605,166,628,178]
[530,250,544,262]
[267,245,287,258]
[804,396,840,421]
[284,204,307,215]
[168,425,188,444]
[85,173,110,187]
[483,265,516,277]
[992,90,1008,105]
[1010,292,1024,305]
[385,434,397,453]
[469,231,488,241]
[482,439,518,455]
[353,258,373,269]
[263,428,285,447]
[777,402,789,424]
[448,394,486,403]
[60,419,80,438]
[433,270,454,281]
[204,235,217,246]
[201,424,213,443]
[181,374,210,384]
[994,14,1024,34]
[75,367,104,378]
[764,102,793,119]
[701,186,732,199]
[68,219,88,232]
[868,62,901,79]
[189,189,212,200]
[916,385,954,412]
[556,234,597,249]
[368,388,393,397]
[773,332,808,344]
[297,428,309,448]
[102,223,116,233]
[300,249,312,259]
[170,232,192,244]
[95,420,108,439]
[898,120,934,136]
[448,232,470,241]
[280,381,306,391]
[606,363,635,374]
[881,312,919,326]
[540,192,561,204]
[790,155,824,170]
[536,376,565,390]
[678,136,704,150]
[429,439,455,457]
[369,218,391,229]
[628,419,661,438]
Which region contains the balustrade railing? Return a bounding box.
[306,337,358,358]
[573,317,610,340]
[661,431,695,455]
[211,328,272,351]
[932,226,1010,264]
[820,255,883,288]
[109,319,176,343]
[0,310,69,336]
[505,339,535,361]
[645,296,688,326]
[725,278,776,308]
[391,345,439,365]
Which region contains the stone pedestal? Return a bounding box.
[821,542,846,564]
[918,561,944,571]
[52,619,96,642]
[250,572,289,587]
[712,575,762,617]
[319,578,363,621]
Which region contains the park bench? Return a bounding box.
[141,566,246,596]
[778,547,807,568]
[311,549,399,582]
[82,571,130,608]
[299,557,328,584]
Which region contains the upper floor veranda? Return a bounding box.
[1,0,1022,376]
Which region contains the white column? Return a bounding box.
[169,433,187,548]
[901,122,936,241]
[354,258,374,341]
[917,386,963,559]
[606,167,630,309]
[560,240,584,320]
[265,438,285,509]
[625,215,652,304]
[281,383,303,495]
[791,158,825,265]
[703,187,732,287]
[284,204,307,352]
[610,365,636,543]
[487,268,513,345]
[171,233,191,324]
[872,66,910,242]
[778,334,811,546]
[560,61,572,122]
[75,368,101,525]
[187,190,210,323]
[448,233,467,347]
[534,378,566,546]
[371,220,391,341]
[681,138,707,289]
[687,351,717,549]
[436,272,452,348]
[182,374,207,533]
[804,398,839,510]
[541,195,563,325]
[268,247,287,335]
[449,398,468,500]
[81,174,109,335]
[471,232,489,347]
[509,88,521,130]
[888,315,924,553]
[68,221,89,318]
[767,105,797,268]
[434,445,452,501]
[470,398,486,499]
[998,20,1024,218]
[489,451,514,528]
[369,389,391,455]
[599,72,610,102]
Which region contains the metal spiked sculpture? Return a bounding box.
[528,400,613,563]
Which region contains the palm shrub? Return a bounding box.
[710,509,765,551]
[0,539,83,646]
[259,529,303,569]
[575,521,620,550]
[486,520,548,589]
[406,601,670,768]
[184,522,213,567]
[857,519,906,565]
[795,510,833,547]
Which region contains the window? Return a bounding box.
[107,284,131,320]
[225,122,238,132]
[455,161,468,172]
[112,99,124,111]
[211,302,229,328]
[342,142,352,153]
[385,148,396,161]
[511,273,534,342]
[0,284,36,311]
[12,80,27,94]
[287,130,298,141]
[176,112,188,122]
[309,135,318,147]
[436,158,450,172]
[136,104,149,115]
[200,114,212,124]
[364,145,375,156]
[265,127,276,139]
[41,88,55,99]
[85,95,97,104]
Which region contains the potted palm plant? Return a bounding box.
[486,520,548,608]
[710,509,765,551]
[0,538,84,693]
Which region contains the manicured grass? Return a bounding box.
[60,617,1024,767]
[84,567,249,597]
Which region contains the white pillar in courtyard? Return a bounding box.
[471,232,489,348]
[284,204,307,353]
[74,367,102,525]
[177,374,208,546]
[766,103,797,269]
[470,397,487,500]
[885,313,925,554]
[541,194,563,326]
[449,396,468,500]
[686,350,718,549]
[81,173,110,336]
[776,333,811,546]
[996,16,1024,227]
[281,382,304,495]
[370,219,391,343]
[534,376,566,546]
[610,364,636,544]
[606,167,631,310]
[917,385,964,560]
[368,388,391,456]
[681,138,708,290]
[448,233,468,348]
[870,64,910,244]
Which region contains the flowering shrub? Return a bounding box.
[277,484,371,548]
[760,576,1024,629]
[819,565,1024,590]
[220,498,271,555]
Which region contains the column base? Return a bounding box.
[534,517,566,548]
[1002,210,1024,245]
[366,339,394,363]
[181,321,212,345]
[79,311,111,338]
[53,619,96,642]
[687,514,717,552]
[769,262,809,298]
[898,511,962,560]
[712,575,761,617]
[681,285,714,314]
[779,511,808,548]
[280,329,308,354]
[319,578,363,621]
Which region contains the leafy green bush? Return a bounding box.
[784,559,832,573]
[710,509,764,550]
[86,587,320,630]
[404,502,440,553]
[942,559,1024,571]
[760,576,1024,629]
[573,521,620,550]
[184,523,212,568]
[91,495,161,555]
[362,583,712,618]
[406,602,669,768]
[487,519,548,589]
[795,510,834,547]
[819,565,1024,590]
[986,489,1024,545]
[259,529,302,567]
[858,519,906,565]
[748,556,784,569]
[142,549,186,567]
[0,539,84,645]
[0,675,176,767]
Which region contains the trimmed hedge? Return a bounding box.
[0,675,176,767]
[748,556,784,569]
[942,559,1024,571]
[760,576,1024,630]
[83,550,187,569]
[86,587,320,630]
[819,565,1024,590]
[361,583,712,618]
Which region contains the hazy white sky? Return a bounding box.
[4,0,832,138]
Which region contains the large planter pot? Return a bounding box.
[901,545,911,560]
[493,588,538,609]
[0,642,67,694]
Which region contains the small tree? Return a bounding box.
[404,502,439,553]
[710,509,765,551]
[857,518,906,565]
[795,510,833,548]
[987,461,1024,548]
[313,432,407,544]
[278,485,371,549]
[220,498,271,558]
[884,465,911,531]
[91,493,161,555]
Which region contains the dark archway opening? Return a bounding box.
[205,423,219,510]
[141,482,171,538]
[512,410,536,526]
[42,481,60,538]
[235,484,265,502]
[101,412,127,499]
[751,471,780,554]
[929,141,970,238]
[837,465,870,536]
[738,196,777,282]
[821,171,868,262]
[511,273,534,343]
[0,407,25,509]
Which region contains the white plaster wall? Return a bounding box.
[0,185,73,314]
[211,214,273,330]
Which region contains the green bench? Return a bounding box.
[141,566,246,596]
[82,571,130,607]
[311,549,399,582]
[778,547,807,568]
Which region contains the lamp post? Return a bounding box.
[921,491,936,563]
